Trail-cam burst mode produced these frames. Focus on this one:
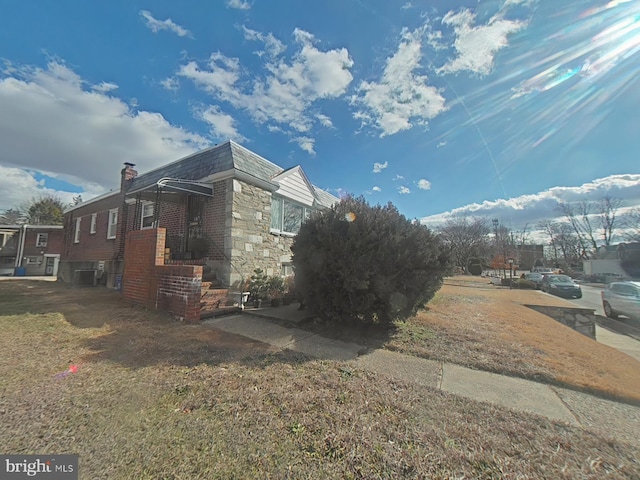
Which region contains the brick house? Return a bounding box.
[0,225,64,276]
[60,141,338,320]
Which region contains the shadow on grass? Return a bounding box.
[0,280,309,370]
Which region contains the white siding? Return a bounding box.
[274,169,315,206]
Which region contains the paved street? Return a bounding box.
[567,284,605,315]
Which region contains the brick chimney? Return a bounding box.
[120,162,138,192]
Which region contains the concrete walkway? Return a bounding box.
[206,310,640,445]
[595,324,640,362]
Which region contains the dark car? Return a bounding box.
[541,274,582,299]
[523,272,543,289]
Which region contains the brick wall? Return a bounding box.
[22,229,64,257]
[63,193,122,262]
[122,228,203,323]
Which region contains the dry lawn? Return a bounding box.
[388,276,640,403]
[299,276,640,404]
[1,281,639,479]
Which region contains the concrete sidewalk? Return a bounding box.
[206,311,640,445]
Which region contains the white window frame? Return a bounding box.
[141,203,155,229]
[36,233,48,247]
[90,213,97,234]
[74,218,81,244]
[25,256,40,265]
[270,196,313,236]
[107,209,118,239]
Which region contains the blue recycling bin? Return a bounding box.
[14,267,26,276]
[115,274,123,292]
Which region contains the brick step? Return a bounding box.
[200,288,230,311]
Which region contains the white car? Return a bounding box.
[601,282,640,320]
[531,267,554,274]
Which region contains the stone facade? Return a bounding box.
[226,179,294,288]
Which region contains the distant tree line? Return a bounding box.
[437,194,640,274]
[0,194,82,225]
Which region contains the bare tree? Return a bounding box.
[557,201,598,254]
[538,220,559,263]
[621,208,640,242]
[439,216,491,272]
[0,208,26,225]
[598,195,623,246]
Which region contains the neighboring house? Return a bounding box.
[582,242,640,279]
[0,225,64,276]
[61,140,339,295]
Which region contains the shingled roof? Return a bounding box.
[127,140,338,208]
[129,141,278,191]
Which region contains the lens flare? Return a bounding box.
[345,212,356,222]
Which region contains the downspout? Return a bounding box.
[15,224,28,268]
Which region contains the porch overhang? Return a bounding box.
[125,178,214,203]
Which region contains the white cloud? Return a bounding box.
[292,136,316,155]
[92,82,118,93]
[139,10,192,38]
[160,77,180,91]
[0,166,83,211]
[0,61,208,196]
[373,161,388,173]
[315,113,334,128]
[399,186,411,194]
[179,28,353,153]
[401,2,413,9]
[227,0,251,10]
[199,105,246,142]
[437,140,447,148]
[420,175,640,235]
[372,186,381,192]
[426,30,448,51]
[393,174,405,181]
[418,179,432,190]
[352,28,447,137]
[437,8,526,76]
[503,0,537,7]
[242,26,286,58]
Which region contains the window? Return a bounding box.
[282,264,294,277]
[36,233,48,247]
[74,218,81,243]
[107,209,118,239]
[25,256,40,265]
[90,213,97,234]
[270,196,312,235]
[141,203,155,229]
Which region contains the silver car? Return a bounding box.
[601,282,640,320]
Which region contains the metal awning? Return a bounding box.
[126,178,214,203]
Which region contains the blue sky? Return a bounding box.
[1,0,639,237]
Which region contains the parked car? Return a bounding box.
[584,273,625,284]
[522,272,543,289]
[541,274,582,299]
[531,267,554,274]
[601,281,640,320]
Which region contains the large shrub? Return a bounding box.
[292,195,449,325]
